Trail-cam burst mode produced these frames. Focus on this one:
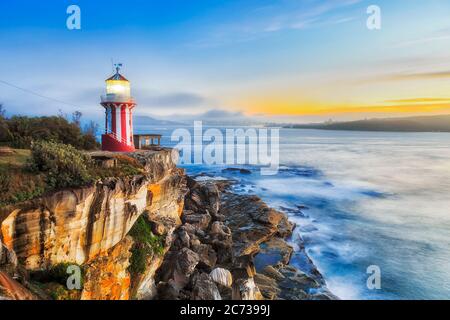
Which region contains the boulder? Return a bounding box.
[191,273,221,300]
[210,268,233,288]
[176,248,200,276]
[182,213,211,230]
[193,244,217,270]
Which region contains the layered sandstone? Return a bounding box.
[0,149,187,300]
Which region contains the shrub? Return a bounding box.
[3,115,100,150]
[128,216,165,274]
[28,141,94,189]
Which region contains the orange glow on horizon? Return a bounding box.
[240,98,450,117]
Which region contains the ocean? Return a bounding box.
[135,124,450,300]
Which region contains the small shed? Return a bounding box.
[133,134,162,150]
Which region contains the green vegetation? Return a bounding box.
[128,216,165,275]
[0,113,99,150]
[47,263,85,287]
[29,262,85,300]
[0,149,46,206]
[93,154,144,179]
[28,140,95,189]
[0,143,145,206]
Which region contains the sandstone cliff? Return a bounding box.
[0,149,187,300]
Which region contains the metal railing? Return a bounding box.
[103,130,133,146]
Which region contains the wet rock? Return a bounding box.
[219,193,294,258]
[222,168,252,175]
[254,238,293,271]
[262,265,285,281]
[254,273,280,300]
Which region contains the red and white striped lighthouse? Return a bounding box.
[101,64,136,152]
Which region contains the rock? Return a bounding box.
[232,278,263,300]
[184,177,221,218]
[81,236,133,300]
[254,273,280,300]
[193,244,217,270]
[156,280,181,300]
[311,290,339,300]
[219,193,293,258]
[190,238,201,248]
[178,230,191,248]
[182,213,211,230]
[0,271,36,300]
[0,240,18,276]
[149,220,166,236]
[254,238,293,271]
[0,150,187,271]
[191,273,221,300]
[262,265,285,281]
[176,248,199,276]
[222,168,252,175]
[210,268,233,288]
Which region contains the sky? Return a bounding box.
[1,0,450,124]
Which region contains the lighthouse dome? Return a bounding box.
[103,68,132,102]
[106,72,129,82]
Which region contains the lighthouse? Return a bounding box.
[101,64,136,152]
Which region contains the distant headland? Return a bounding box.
[284,114,450,133]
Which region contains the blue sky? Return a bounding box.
[1,0,450,123]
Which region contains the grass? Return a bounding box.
[0,149,46,206]
[0,149,30,167]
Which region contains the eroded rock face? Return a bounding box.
[81,236,133,300]
[0,149,187,300]
[0,150,185,272]
[0,271,36,300]
[1,177,148,270]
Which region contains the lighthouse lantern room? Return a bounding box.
[101,64,136,152]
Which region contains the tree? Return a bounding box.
[0,104,5,119]
[72,111,82,128]
[84,120,99,137]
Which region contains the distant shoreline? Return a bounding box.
[282,114,450,133]
[283,127,450,133]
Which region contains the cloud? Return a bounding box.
[352,69,450,86]
[163,108,256,124]
[393,25,450,48]
[135,91,214,109]
[190,0,361,47]
[385,70,450,81]
[385,98,450,104]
